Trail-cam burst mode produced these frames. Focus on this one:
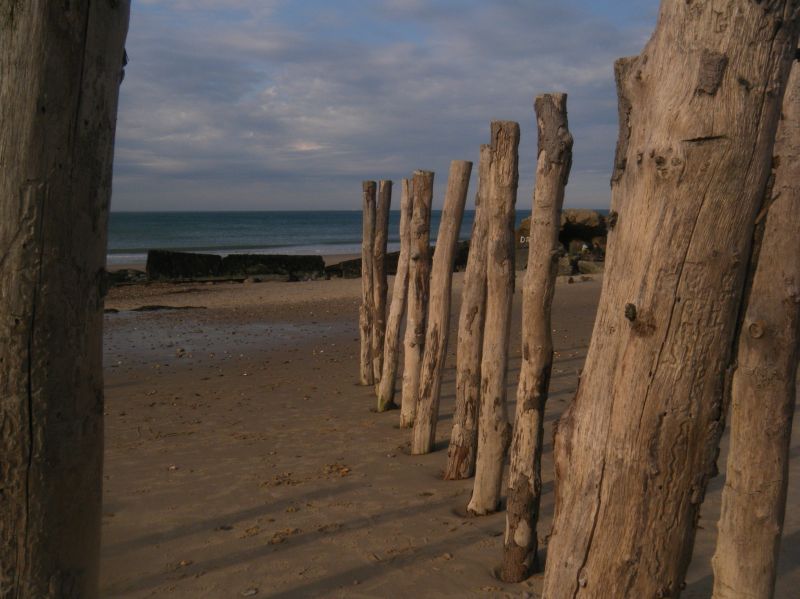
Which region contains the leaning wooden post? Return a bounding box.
[412,160,472,454]
[0,3,130,597]
[444,145,492,480]
[711,63,800,599]
[377,179,413,411]
[468,122,520,515]
[372,180,392,383]
[400,170,434,428]
[501,93,573,582]
[542,3,799,597]
[359,181,377,386]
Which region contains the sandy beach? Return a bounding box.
[99,272,800,598]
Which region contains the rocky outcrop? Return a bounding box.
[220,254,325,280]
[145,250,325,282]
[325,241,471,279]
[146,250,223,280]
[517,209,607,257]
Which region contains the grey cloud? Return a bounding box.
[113,1,656,211]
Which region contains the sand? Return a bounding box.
[99,273,799,598]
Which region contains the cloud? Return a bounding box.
[113,0,657,210]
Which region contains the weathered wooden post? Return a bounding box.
[712,63,799,599]
[400,170,434,428]
[372,180,392,383]
[359,181,377,386]
[377,179,413,411]
[0,2,131,597]
[501,93,572,582]
[542,2,799,597]
[444,145,491,480]
[411,160,472,454]
[468,122,519,515]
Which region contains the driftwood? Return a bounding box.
[501,94,572,582]
[400,170,434,428]
[0,3,131,597]
[377,179,413,411]
[372,180,392,383]
[444,145,491,480]
[712,63,800,599]
[359,181,377,385]
[542,3,799,597]
[412,160,472,454]
[468,122,519,515]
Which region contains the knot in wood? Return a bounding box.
[748,320,765,339]
[624,303,637,322]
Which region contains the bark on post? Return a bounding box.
[542,3,799,597]
[468,122,520,515]
[501,93,572,582]
[444,145,492,480]
[400,170,434,428]
[359,181,376,386]
[377,179,413,411]
[372,180,392,383]
[711,63,800,599]
[412,160,472,454]
[0,3,130,597]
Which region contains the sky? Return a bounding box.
[112,0,660,212]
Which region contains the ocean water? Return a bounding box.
[107,210,534,265]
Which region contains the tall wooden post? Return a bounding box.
[712,63,800,599]
[468,122,519,515]
[542,3,799,597]
[359,181,376,386]
[501,93,572,582]
[0,2,131,597]
[444,145,491,480]
[377,179,413,411]
[372,180,392,383]
[411,160,472,454]
[400,170,434,428]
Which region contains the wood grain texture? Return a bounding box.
[412,160,472,454]
[468,122,519,515]
[0,2,130,597]
[400,171,434,428]
[501,93,572,582]
[444,145,491,480]
[372,180,392,383]
[377,179,413,411]
[359,181,376,386]
[712,62,800,599]
[542,2,799,597]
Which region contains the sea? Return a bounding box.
[107,210,534,266]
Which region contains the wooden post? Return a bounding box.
[359,181,376,385]
[501,93,572,582]
[468,122,519,515]
[0,3,130,597]
[542,3,799,597]
[712,63,800,599]
[377,179,413,411]
[400,170,434,428]
[372,180,392,383]
[444,145,491,480]
[411,160,472,454]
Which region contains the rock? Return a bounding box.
[146,250,222,281]
[516,209,608,258]
[105,268,147,287]
[326,241,470,278]
[221,254,325,281]
[577,260,605,274]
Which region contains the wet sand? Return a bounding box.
[99,274,799,598]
